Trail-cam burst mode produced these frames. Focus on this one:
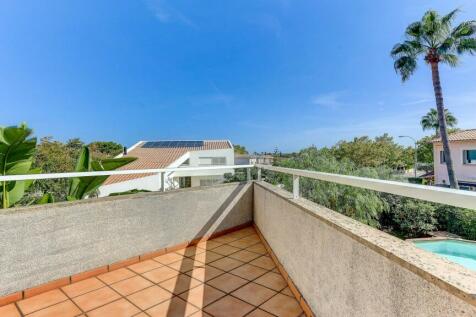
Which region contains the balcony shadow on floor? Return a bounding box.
[166,182,250,317]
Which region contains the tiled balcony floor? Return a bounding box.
[1,227,304,317]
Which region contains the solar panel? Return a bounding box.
[142,141,204,148]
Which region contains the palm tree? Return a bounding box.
[420,108,457,136]
[391,9,476,189]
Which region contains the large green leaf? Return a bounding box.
[67,146,91,199]
[0,124,38,208]
[67,151,135,201]
[4,168,40,206]
[92,157,136,171]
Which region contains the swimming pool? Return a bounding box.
[413,239,476,271]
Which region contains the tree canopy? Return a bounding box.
[420,108,457,136]
[88,141,124,159]
[329,134,414,169]
[233,144,248,154]
[391,9,476,81]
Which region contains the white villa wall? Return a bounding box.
[433,141,476,185]
[98,174,162,197]
[98,147,235,196]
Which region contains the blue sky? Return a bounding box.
[1,0,475,152]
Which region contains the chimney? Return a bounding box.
[123,146,127,155]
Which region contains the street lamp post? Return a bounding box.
[399,135,417,178]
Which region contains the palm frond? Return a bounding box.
[390,41,422,58]
[438,37,456,53]
[456,38,476,54]
[440,53,459,66]
[405,22,423,39]
[441,9,459,26]
[451,20,476,38]
[421,10,440,41]
[394,56,417,81]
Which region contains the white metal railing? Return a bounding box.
[0,165,253,182]
[256,164,476,210]
[1,162,476,210]
[0,165,254,194]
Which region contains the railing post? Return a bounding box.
[257,168,262,181]
[246,168,251,182]
[293,175,300,199]
[160,172,165,192]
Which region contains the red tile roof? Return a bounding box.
[103,140,232,185]
[432,129,476,143]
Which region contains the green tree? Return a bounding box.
[330,134,413,169]
[416,136,434,165]
[29,137,76,201]
[391,9,475,188]
[0,124,40,208]
[268,147,391,227]
[89,141,123,159]
[420,108,457,136]
[66,138,84,151]
[233,144,248,155]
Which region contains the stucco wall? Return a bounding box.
[0,182,252,296]
[253,181,476,317]
[433,141,476,185]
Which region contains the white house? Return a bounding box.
[98,140,235,197]
[235,154,274,166]
[432,129,476,190]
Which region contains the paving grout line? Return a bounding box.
[13,300,24,317]
[87,274,151,316]
[58,286,88,317]
[17,298,72,317]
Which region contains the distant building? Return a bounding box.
[432,129,476,190]
[234,154,274,166]
[98,140,234,196]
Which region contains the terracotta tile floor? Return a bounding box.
[3,226,304,317]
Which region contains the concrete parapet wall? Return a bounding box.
[253,181,476,317]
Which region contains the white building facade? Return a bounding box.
[98,140,235,197]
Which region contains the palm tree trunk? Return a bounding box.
[430,62,459,189]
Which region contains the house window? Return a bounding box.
[199,157,226,166]
[463,150,476,165]
[440,151,446,164]
[179,177,191,188]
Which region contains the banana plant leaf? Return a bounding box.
[0,124,38,208]
[67,146,91,200]
[67,147,136,201]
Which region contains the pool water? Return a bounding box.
[414,240,476,271]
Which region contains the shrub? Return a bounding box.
[392,199,437,238]
[434,205,455,230]
[446,208,476,240]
